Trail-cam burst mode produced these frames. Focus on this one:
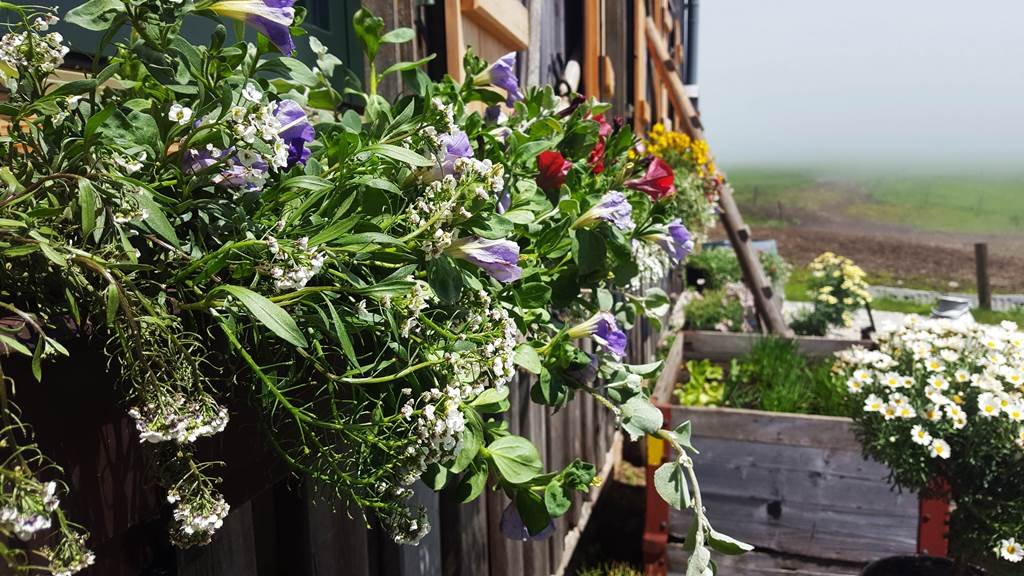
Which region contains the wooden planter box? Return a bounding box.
[665,406,918,575]
[682,330,873,363]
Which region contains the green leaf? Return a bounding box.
[219,285,308,347]
[543,479,572,517]
[380,27,415,44]
[262,57,319,87]
[687,546,712,576]
[707,529,753,555]
[427,255,463,304]
[451,422,481,474]
[654,462,690,510]
[517,283,551,308]
[627,361,663,376]
[66,0,125,31]
[487,435,542,484]
[619,396,663,441]
[573,228,606,276]
[422,463,449,490]
[513,343,543,375]
[367,144,434,167]
[104,283,120,326]
[49,79,97,98]
[352,7,384,59]
[516,489,552,536]
[380,55,436,77]
[456,462,488,503]
[133,192,179,248]
[0,334,31,357]
[79,180,97,239]
[668,421,698,454]
[470,387,510,413]
[31,337,43,381]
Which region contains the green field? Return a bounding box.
[727,167,1024,234]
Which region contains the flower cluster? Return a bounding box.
[837,317,1024,565]
[128,392,229,444]
[40,531,96,576]
[792,251,871,336]
[167,487,230,548]
[267,235,327,291]
[183,91,312,192]
[643,123,714,178]
[0,12,67,93]
[0,480,59,541]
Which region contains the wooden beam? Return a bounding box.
[644,16,791,336]
[583,0,600,98]
[461,0,530,51]
[632,0,648,133]
[444,0,466,82]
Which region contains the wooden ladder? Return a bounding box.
[642,14,791,336]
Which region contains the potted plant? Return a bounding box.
[836,317,1024,575]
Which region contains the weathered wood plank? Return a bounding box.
[668,545,862,576]
[681,331,869,363]
[176,501,258,576]
[522,399,550,576]
[665,415,918,565]
[669,406,862,451]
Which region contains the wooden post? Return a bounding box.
[632,0,649,133]
[975,242,991,310]
[583,0,600,99]
[644,17,791,336]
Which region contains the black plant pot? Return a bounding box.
[861,555,987,576]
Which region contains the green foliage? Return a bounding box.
[723,338,844,416]
[0,1,749,571]
[687,248,790,291]
[682,286,749,332]
[673,359,724,407]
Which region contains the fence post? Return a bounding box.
[975,243,991,310]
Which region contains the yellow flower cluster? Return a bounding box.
[644,123,715,177]
[808,251,872,311]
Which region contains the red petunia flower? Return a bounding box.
[536,150,572,192]
[625,157,676,201]
[588,114,613,174]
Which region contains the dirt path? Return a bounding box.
[719,180,1024,292]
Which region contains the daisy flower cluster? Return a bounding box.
[0,12,67,93]
[837,317,1024,564]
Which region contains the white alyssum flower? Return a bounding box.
[168,103,193,125]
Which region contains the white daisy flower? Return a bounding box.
[168,103,193,125]
[998,538,1024,563]
[929,438,951,459]
[910,425,932,446]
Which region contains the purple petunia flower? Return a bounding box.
[438,129,473,175]
[652,219,694,262]
[496,190,511,214]
[500,502,555,541]
[273,99,313,167]
[445,237,522,283]
[483,52,524,106]
[571,191,635,231]
[209,0,296,55]
[567,312,628,358]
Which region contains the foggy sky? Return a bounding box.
[698,0,1024,171]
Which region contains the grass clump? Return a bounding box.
[575,562,644,576]
[723,338,845,416]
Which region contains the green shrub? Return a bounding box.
[683,287,748,332]
[687,248,791,291]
